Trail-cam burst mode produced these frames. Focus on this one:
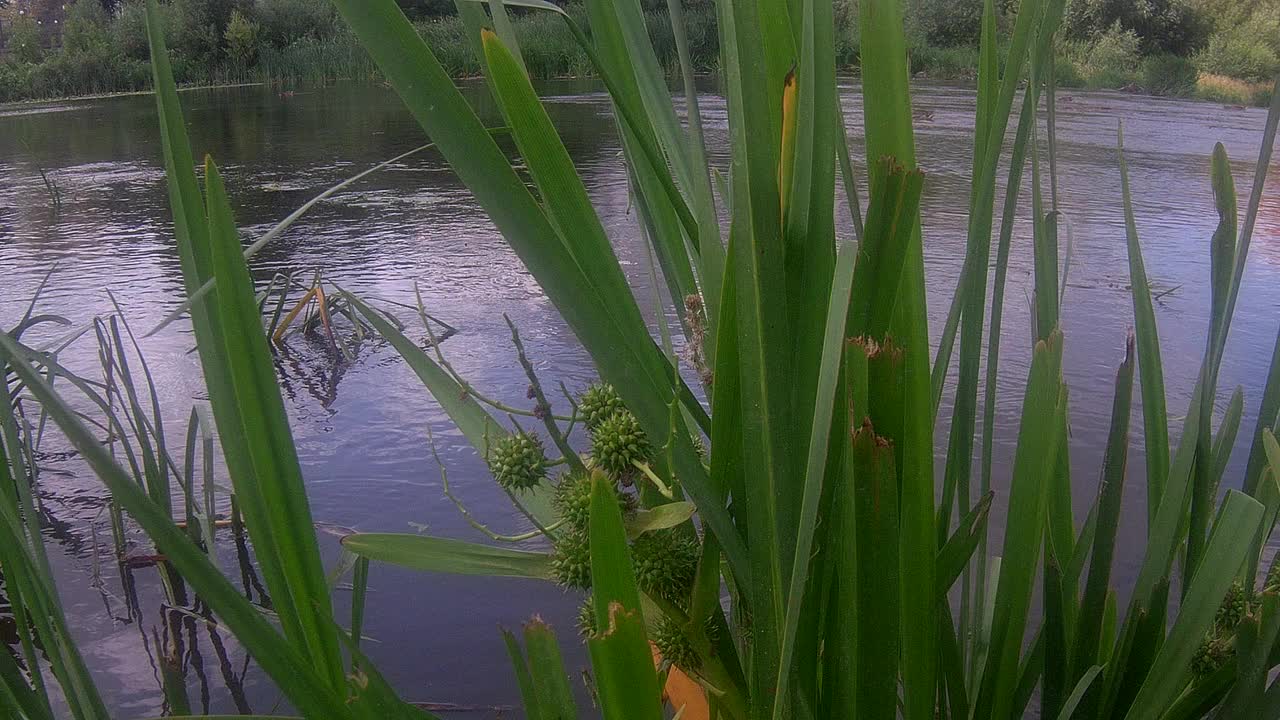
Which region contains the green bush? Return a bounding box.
[908,0,985,47]
[6,15,45,65]
[1064,0,1210,55]
[167,0,233,70]
[61,0,115,55]
[225,9,262,69]
[1195,27,1280,83]
[1054,43,1089,87]
[1143,52,1199,95]
[1081,22,1141,88]
[0,62,35,103]
[115,1,154,61]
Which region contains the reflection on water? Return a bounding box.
[1,78,1277,716]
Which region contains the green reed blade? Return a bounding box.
[587,471,664,720]
[938,608,969,719]
[1245,326,1280,496]
[577,0,703,313]
[1186,144,1241,586]
[1219,75,1280,386]
[1056,665,1103,720]
[341,533,553,579]
[857,3,936,713]
[1011,627,1046,718]
[144,0,342,688]
[342,291,555,527]
[1044,558,1067,719]
[0,641,50,720]
[782,0,839,471]
[502,628,543,720]
[484,0,525,73]
[1117,123,1171,526]
[973,86,1047,649]
[973,331,1066,720]
[203,158,346,690]
[715,0,794,708]
[1124,491,1264,720]
[342,294,500,449]
[847,160,925,340]
[1070,336,1134,704]
[351,555,370,656]
[773,236,857,714]
[936,491,994,601]
[849,420,901,719]
[1211,386,1244,489]
[835,105,864,242]
[522,618,578,719]
[481,28,672,347]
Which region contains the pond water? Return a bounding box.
[0,78,1278,717]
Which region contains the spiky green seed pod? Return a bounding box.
[653,616,700,671]
[690,432,708,462]
[551,530,592,589]
[576,597,597,638]
[553,472,637,530]
[579,383,627,431]
[590,410,652,477]
[1216,580,1247,631]
[631,529,699,605]
[1192,633,1233,678]
[488,432,547,491]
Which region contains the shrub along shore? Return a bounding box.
[0,0,1275,106]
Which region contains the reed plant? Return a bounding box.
[1,0,1279,719]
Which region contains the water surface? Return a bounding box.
[1,79,1278,717]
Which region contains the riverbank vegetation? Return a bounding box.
[0,0,1275,105]
[3,0,1280,717]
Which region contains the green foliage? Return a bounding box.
[62,0,113,54]
[224,8,261,67]
[1195,24,1280,82]
[1064,22,1142,88]
[256,0,341,47]
[1064,0,1210,55]
[1143,52,1199,95]
[5,14,44,64]
[908,0,987,46]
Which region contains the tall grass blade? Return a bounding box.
[587,471,664,720]
[858,2,935,713]
[340,533,554,578]
[973,330,1066,720]
[1070,335,1134,712]
[1117,123,1171,526]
